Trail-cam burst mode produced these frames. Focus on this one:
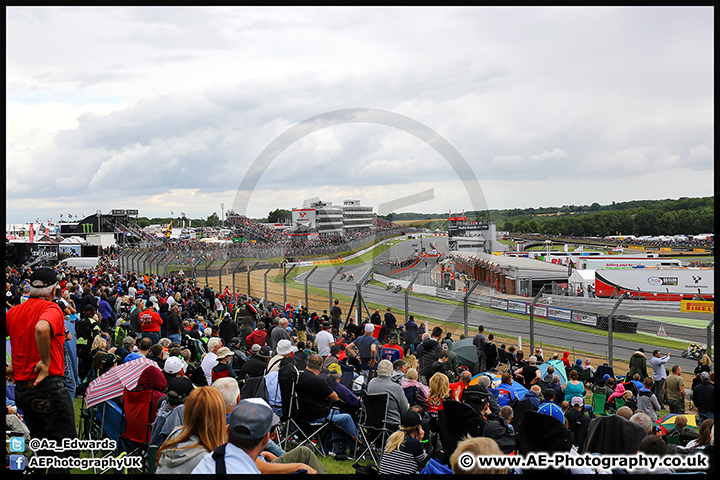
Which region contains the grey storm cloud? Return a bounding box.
[5,7,714,223]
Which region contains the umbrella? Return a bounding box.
[468,373,529,400]
[452,338,480,376]
[660,413,698,430]
[653,420,668,436]
[84,357,160,407]
[538,359,568,384]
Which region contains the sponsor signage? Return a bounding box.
[491,298,507,310]
[526,304,548,318]
[547,306,572,323]
[681,300,714,314]
[126,209,139,216]
[507,300,527,314]
[449,223,490,234]
[596,269,714,296]
[313,258,344,266]
[286,261,314,267]
[572,311,598,327]
[648,276,678,286]
[111,209,125,215]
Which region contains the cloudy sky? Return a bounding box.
[6,7,713,225]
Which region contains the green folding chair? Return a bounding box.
[593,392,608,416]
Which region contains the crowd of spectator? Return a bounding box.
[5,255,714,475]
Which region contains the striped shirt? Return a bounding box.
[378,435,428,475]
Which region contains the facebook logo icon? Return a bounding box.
[10,455,26,471]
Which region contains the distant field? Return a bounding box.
[394,218,445,226]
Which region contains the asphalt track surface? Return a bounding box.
[296,237,711,373]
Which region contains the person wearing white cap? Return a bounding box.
[565,396,591,450]
[164,356,194,402]
[346,323,379,382]
[266,339,294,374]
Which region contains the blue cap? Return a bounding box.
[603,374,610,381]
[538,402,564,424]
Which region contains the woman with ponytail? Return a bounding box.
[378,410,428,475]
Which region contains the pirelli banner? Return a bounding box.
[313,258,345,266]
[681,300,714,314]
[572,311,598,327]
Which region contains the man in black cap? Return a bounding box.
[239,345,272,379]
[315,321,335,358]
[6,267,78,473]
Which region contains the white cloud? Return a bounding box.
[5,7,714,223]
[531,148,568,162]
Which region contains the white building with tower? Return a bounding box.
[291,199,374,237]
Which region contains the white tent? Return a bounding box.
[569,268,595,289]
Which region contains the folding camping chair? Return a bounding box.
[593,392,609,416]
[339,363,355,390]
[354,392,394,467]
[85,400,126,474]
[119,388,158,473]
[277,368,334,457]
[403,385,417,407]
[276,363,299,451]
[437,400,486,461]
[579,368,593,388]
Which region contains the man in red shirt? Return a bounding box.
[449,370,473,402]
[246,321,268,347]
[139,299,163,345]
[6,268,77,473]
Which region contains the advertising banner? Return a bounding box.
[313,258,344,266]
[507,300,527,314]
[491,298,507,311]
[547,306,572,323]
[596,269,714,296]
[680,300,714,314]
[572,311,598,327]
[526,304,548,318]
[59,244,82,261]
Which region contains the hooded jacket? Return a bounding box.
[483,416,517,454]
[134,365,168,409]
[627,351,648,380]
[565,407,590,452]
[636,387,661,420]
[156,432,209,474]
[417,337,441,379]
[607,383,626,403]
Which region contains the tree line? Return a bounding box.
[381,197,714,237]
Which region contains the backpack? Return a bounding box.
[114,322,132,348]
[240,376,270,404]
[189,365,208,387]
